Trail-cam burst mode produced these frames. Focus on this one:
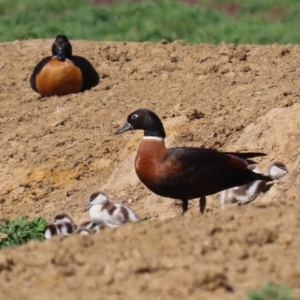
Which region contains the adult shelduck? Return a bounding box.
[30,35,99,97]
[115,109,273,214]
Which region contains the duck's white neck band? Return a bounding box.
[143,136,164,141]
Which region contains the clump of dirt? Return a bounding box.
[0,39,299,299]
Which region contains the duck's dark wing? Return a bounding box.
[224,152,267,164]
[72,56,100,92]
[30,56,52,92]
[161,147,270,199]
[224,152,267,159]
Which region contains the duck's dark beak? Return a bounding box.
[115,123,132,134]
[84,203,92,212]
[57,47,65,60]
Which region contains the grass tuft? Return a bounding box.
[0,216,47,249]
[248,282,300,300]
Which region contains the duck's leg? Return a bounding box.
[219,191,226,210]
[182,199,188,214]
[199,196,206,214]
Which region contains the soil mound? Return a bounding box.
[0,39,299,299]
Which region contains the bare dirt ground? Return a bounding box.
[0,39,300,299]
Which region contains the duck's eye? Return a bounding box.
[131,114,138,119]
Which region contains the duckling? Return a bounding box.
[84,191,140,227]
[77,219,106,234]
[44,213,77,239]
[268,162,288,180]
[73,228,92,236]
[219,162,288,208]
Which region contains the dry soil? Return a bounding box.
[0,39,300,299]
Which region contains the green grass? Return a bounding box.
[0,216,47,249]
[0,0,300,44]
[248,283,300,300]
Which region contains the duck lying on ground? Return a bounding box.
[30,35,99,97]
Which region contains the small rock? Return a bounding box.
[186,109,205,121]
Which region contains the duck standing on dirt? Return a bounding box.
[30,35,99,97]
[115,108,273,214]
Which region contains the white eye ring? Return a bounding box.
[131,114,138,119]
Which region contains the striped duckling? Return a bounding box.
[75,219,106,234]
[219,162,288,208]
[44,213,77,239]
[84,191,140,227]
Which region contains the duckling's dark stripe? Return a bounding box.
[89,191,102,202]
[120,206,129,221]
[45,224,63,239]
[60,222,76,234]
[53,213,72,223]
[102,201,117,214]
[45,224,58,236]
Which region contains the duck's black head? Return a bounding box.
[52,35,72,61]
[115,109,166,138]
